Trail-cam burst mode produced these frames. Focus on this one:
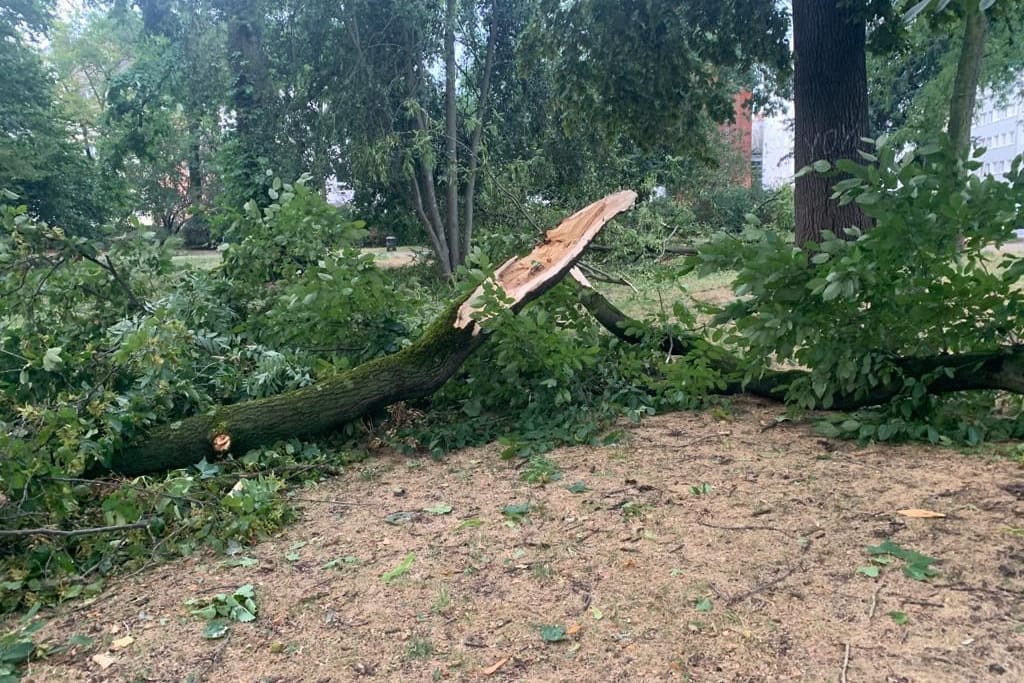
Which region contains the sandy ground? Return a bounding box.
[21,398,1024,683]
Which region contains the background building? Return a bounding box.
[750,74,1023,190]
[972,75,1024,180]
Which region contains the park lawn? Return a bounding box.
[170,246,430,271]
[24,397,1024,682]
[17,253,1024,683]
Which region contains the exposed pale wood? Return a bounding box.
[457,190,636,329]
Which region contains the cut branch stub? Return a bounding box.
[456,190,637,330]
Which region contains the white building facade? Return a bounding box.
[972,75,1024,180]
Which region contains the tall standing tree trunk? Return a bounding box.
[444,0,460,270]
[463,0,498,264]
[224,0,273,206]
[186,113,203,206]
[948,0,989,158]
[792,0,872,247]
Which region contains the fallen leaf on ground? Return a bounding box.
[897,508,946,519]
[91,653,116,669]
[481,656,510,675]
[109,635,134,650]
[566,622,582,636]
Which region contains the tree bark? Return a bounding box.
[948,0,989,158]
[444,0,460,272]
[100,191,637,476]
[223,0,274,204]
[792,0,872,247]
[463,0,498,266]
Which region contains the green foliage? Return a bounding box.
[868,0,1024,144]
[867,539,940,581]
[524,0,791,153]
[186,583,259,623]
[699,135,1024,442]
[406,266,684,457]
[0,609,44,682]
[381,553,416,583]
[0,183,415,615]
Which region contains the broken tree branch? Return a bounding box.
[98,192,637,476]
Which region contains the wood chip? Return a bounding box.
[110,635,135,650]
[481,656,510,676]
[896,508,946,519]
[566,622,582,636]
[91,653,116,669]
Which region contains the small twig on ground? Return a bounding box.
[868,584,883,619]
[0,519,152,539]
[681,431,732,448]
[840,643,851,683]
[726,563,802,606]
[696,518,790,536]
[286,497,370,506]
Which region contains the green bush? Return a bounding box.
[698,136,1024,443]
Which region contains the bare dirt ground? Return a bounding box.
[22,398,1024,683]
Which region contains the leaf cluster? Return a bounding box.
[698,135,1024,443]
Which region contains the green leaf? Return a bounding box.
[424,503,453,515]
[694,597,713,613]
[810,252,831,265]
[566,481,588,494]
[190,604,217,621]
[42,347,63,372]
[456,518,484,530]
[0,641,33,664]
[888,611,909,625]
[812,160,832,173]
[822,280,842,301]
[230,604,257,622]
[227,556,258,568]
[501,503,531,519]
[903,563,939,581]
[285,551,301,562]
[203,620,230,639]
[540,625,567,642]
[856,566,880,578]
[381,553,415,583]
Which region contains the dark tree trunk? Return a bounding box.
[224,0,273,203]
[792,0,872,247]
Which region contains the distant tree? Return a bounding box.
[0,0,119,235]
[869,3,1024,145]
[524,0,791,157]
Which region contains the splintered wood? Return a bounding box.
[455,190,636,331]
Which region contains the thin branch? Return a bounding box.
[0,519,152,539]
[577,261,638,292]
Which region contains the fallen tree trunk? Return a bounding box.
[101,191,637,476]
[570,271,1024,409]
